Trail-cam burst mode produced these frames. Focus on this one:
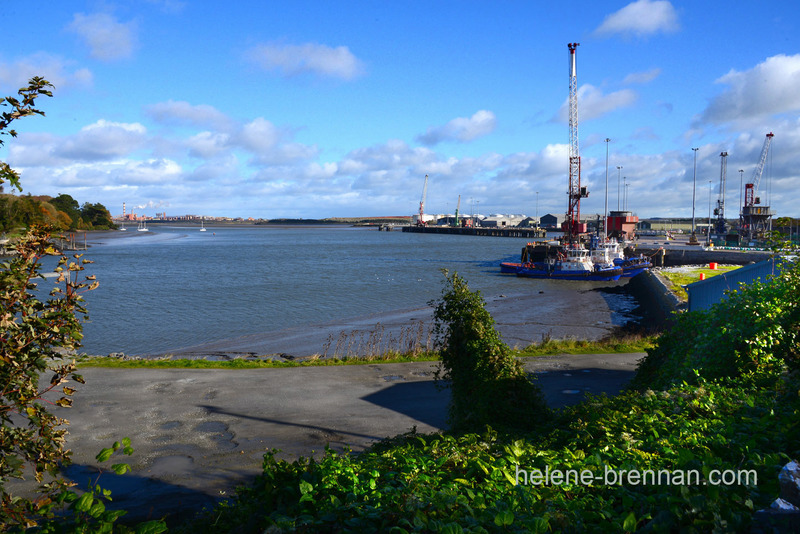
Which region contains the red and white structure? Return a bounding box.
[562,42,588,242]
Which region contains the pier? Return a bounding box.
[402,225,546,238]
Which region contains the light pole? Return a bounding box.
[623,176,628,211]
[616,166,623,211]
[625,183,630,212]
[690,147,699,244]
[535,192,539,230]
[604,138,610,241]
[738,169,744,229]
[707,180,712,245]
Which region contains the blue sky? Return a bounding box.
[2,1,799,220]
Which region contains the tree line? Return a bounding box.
[0,191,115,233]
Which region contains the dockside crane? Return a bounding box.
[417,174,429,226]
[563,42,589,243]
[741,132,774,242]
[713,151,728,234]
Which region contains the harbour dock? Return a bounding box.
[402,225,546,238]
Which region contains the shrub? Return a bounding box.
[430,270,548,433]
[632,258,800,390]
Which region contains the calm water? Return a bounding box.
[46,225,629,356]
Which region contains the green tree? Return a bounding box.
[81,201,114,229]
[431,270,549,432]
[50,194,82,228]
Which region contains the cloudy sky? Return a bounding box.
[1,1,799,220]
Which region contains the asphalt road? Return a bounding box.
[21,352,644,525]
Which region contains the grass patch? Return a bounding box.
[77,335,654,369]
[660,264,741,300]
[516,333,655,357]
[76,352,440,369]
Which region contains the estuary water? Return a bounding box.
[51,225,636,356]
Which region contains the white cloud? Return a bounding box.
[594,0,679,38]
[55,120,147,161]
[0,53,92,91]
[236,117,281,153]
[555,85,638,122]
[146,100,233,131]
[622,68,662,84]
[246,42,364,80]
[416,110,497,146]
[67,13,137,61]
[186,131,231,159]
[700,54,800,125]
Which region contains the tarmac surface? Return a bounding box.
[30,352,643,525]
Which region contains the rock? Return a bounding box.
[779,460,800,508]
[771,498,800,511]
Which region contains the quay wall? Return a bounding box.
[633,246,772,267]
[402,226,546,238]
[626,269,683,327]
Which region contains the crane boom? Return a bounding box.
[563,42,588,242]
[744,133,774,208]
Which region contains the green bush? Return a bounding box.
[632,259,799,390]
[430,270,549,433]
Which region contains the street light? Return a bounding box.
[623,176,627,211]
[616,166,623,211]
[625,183,630,212]
[535,192,539,230]
[738,169,744,228]
[708,180,712,245]
[604,138,610,241]
[690,147,699,244]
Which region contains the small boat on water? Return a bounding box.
[515,245,623,281]
[137,220,149,232]
[589,237,651,277]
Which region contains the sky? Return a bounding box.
[1,0,799,220]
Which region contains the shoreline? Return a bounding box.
[95,281,642,361]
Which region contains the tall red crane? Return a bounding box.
[563,42,588,242]
[741,132,774,241]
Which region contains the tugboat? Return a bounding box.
[515,244,623,281]
[589,236,651,277]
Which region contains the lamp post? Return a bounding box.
[690,147,699,244]
[623,176,627,211]
[535,191,539,230]
[625,183,630,212]
[604,138,610,241]
[616,166,623,211]
[707,180,712,245]
[738,169,744,229]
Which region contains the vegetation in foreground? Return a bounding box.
[175,260,799,533]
